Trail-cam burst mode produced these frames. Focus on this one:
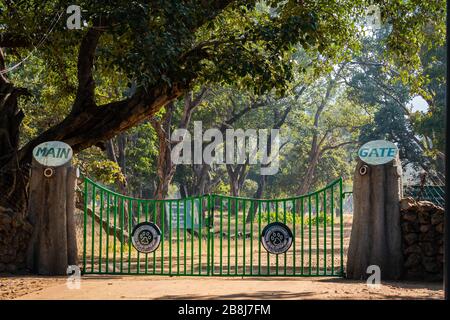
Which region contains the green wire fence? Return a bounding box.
[82,177,345,277]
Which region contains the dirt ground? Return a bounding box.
[0,275,65,300]
[1,274,443,300]
[1,215,443,300]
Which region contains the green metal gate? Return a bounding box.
[81,177,345,276]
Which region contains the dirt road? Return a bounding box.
[2,275,442,300]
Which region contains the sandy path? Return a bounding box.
[10,275,443,300]
[0,275,65,300]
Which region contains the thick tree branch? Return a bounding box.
[15,0,234,165]
[320,140,357,155]
[71,28,103,114]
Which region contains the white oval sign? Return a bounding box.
[358,140,398,165]
[32,141,73,167]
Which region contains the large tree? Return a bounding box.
[0,0,361,211]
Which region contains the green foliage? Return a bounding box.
[367,0,446,95]
[212,181,231,195]
[85,160,126,185]
[125,122,159,196]
[2,0,366,96]
[2,0,445,200]
[260,211,332,227]
[347,28,445,172]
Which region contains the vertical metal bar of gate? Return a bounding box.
[339,178,344,276]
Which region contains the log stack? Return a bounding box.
[400,197,444,281]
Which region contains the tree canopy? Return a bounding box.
[0,0,446,206]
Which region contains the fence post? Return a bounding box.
[346,155,403,279]
[26,141,78,275]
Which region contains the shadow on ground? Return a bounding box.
[154,291,317,300]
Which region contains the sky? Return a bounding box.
[409,96,429,113]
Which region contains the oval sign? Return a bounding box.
[131,222,161,253]
[261,222,293,254]
[358,140,398,165]
[32,141,73,167]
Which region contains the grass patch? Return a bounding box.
[260,212,332,227]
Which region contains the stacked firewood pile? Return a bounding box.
[400,197,444,281]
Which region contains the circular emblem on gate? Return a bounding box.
[131,222,161,253]
[261,222,293,254]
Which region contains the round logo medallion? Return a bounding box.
[131,222,161,253]
[261,222,293,254]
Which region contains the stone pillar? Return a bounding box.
[26,142,78,275]
[346,156,403,280]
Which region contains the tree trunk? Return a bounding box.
[26,160,78,275]
[245,176,266,224]
[153,90,206,200]
[0,57,32,272]
[192,164,211,195]
[104,138,129,229]
[226,162,249,197]
[0,71,28,217]
[298,152,320,195]
[346,157,403,280]
[152,103,175,200]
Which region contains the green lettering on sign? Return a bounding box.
[32,141,73,167]
[357,140,398,165]
[35,147,48,157]
[368,148,379,157]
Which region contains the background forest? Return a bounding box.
[2,0,446,203]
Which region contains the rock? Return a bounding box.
[418,210,430,224]
[402,222,419,233]
[422,257,439,273]
[419,230,436,242]
[404,244,422,254]
[431,213,444,226]
[421,242,436,257]
[400,197,416,211]
[402,211,417,222]
[401,199,444,281]
[0,262,5,272]
[419,224,430,233]
[404,253,422,268]
[403,233,418,245]
[417,200,437,211]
